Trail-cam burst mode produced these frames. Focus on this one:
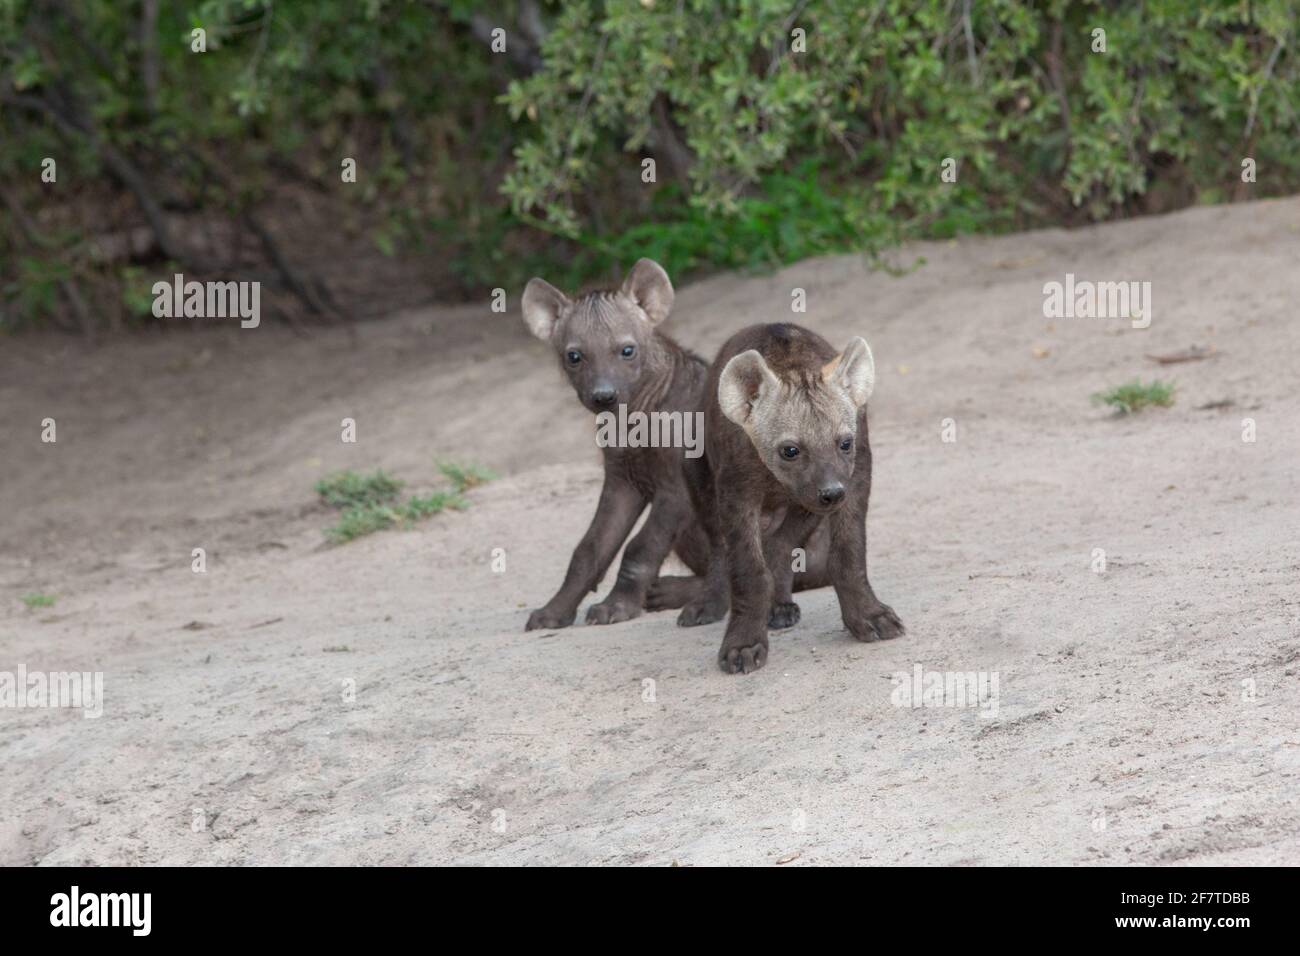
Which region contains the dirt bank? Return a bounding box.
[2,197,1298,864]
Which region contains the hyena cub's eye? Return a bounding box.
[566,349,582,366]
[780,444,800,460]
[620,344,636,359]
[839,437,853,453]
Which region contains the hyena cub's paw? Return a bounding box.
[525,606,575,631]
[846,603,905,642]
[768,600,801,630]
[677,592,728,628]
[585,595,643,626]
[717,632,769,675]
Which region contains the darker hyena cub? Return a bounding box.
[521,259,710,631]
[681,323,903,673]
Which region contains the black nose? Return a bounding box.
[818,483,846,506]
[591,387,617,407]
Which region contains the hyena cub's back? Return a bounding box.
[519,259,711,631]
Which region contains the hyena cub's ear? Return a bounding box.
[621,258,674,325]
[719,349,780,428]
[522,278,569,340]
[822,336,876,407]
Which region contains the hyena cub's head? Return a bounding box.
[521,259,675,415]
[719,338,875,514]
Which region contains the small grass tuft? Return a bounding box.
[405,490,470,519]
[438,461,496,492]
[317,462,490,543]
[326,503,405,543]
[22,592,56,609]
[314,470,404,509]
[1092,379,1176,415]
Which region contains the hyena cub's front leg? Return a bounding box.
[826,501,903,642]
[717,502,772,674]
[525,479,645,630]
[675,453,730,626]
[764,507,822,630]
[585,491,690,625]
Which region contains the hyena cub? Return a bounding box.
[521,259,710,631]
[682,323,903,673]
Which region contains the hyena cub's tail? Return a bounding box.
[646,575,703,611]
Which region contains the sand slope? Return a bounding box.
[2,198,1298,865]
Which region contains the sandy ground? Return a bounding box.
[2,198,1299,866]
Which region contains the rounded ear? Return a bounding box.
[719,350,779,428]
[822,337,876,407]
[621,258,674,325]
[521,278,568,340]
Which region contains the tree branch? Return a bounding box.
[140,0,160,118]
[1,88,204,270]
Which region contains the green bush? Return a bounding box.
[503,0,1300,237]
[3,1,1297,328]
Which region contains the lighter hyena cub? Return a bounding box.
[521,259,710,630]
[680,323,903,673]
